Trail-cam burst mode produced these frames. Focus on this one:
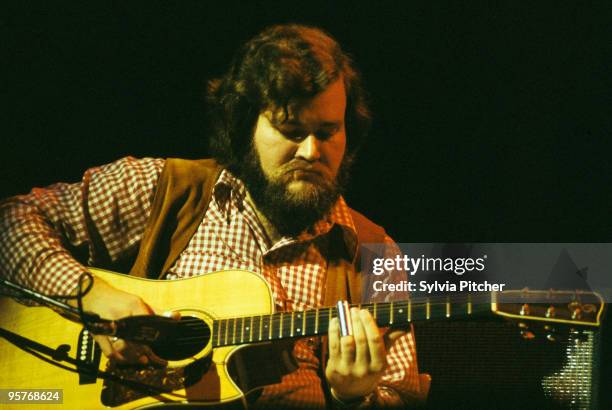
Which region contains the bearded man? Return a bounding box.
[0,24,429,408]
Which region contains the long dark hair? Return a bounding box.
[207,24,371,171]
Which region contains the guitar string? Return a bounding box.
[173,293,496,323]
[170,299,559,333]
[154,290,588,327]
[142,292,590,346]
[174,293,493,325]
[157,295,498,346]
[166,294,522,333]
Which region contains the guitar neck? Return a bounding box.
[212,295,491,347]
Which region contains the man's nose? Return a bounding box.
[295,135,321,162]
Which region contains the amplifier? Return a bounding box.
[415,319,604,409]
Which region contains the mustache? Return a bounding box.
[281,161,326,175]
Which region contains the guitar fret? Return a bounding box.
[275,313,281,338]
[232,318,237,344]
[224,319,229,345]
[214,293,511,347]
[214,321,217,346]
[262,315,271,341]
[430,301,449,320]
[290,312,295,337]
[317,308,330,336]
[305,309,316,336]
[284,312,292,337]
[379,302,391,326]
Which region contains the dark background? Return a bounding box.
[4,1,611,242]
[2,1,611,406]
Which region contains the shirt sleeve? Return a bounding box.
[367,235,427,407]
[0,157,164,297]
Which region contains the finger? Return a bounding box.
[99,334,166,367]
[93,333,143,363]
[383,329,407,352]
[112,338,135,363]
[113,341,153,365]
[328,317,341,362]
[360,309,386,373]
[118,342,147,365]
[340,330,356,368]
[163,310,182,320]
[94,335,113,358]
[142,345,167,367]
[110,337,128,353]
[136,299,155,316]
[129,344,166,367]
[106,338,153,365]
[351,308,369,368]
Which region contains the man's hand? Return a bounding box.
[325,308,405,402]
[73,276,168,366]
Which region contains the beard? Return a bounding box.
[236,146,352,237]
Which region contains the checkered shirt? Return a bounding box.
[0,156,423,408]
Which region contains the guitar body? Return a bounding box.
[1,269,604,409]
[0,269,276,409]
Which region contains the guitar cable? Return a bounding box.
[0,326,171,395]
[75,272,97,334]
[0,272,116,337]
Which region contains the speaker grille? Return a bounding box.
[415,320,600,409]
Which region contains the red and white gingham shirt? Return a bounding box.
[0,156,423,408]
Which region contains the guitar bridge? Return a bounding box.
[77,328,101,385]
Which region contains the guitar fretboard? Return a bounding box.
[211,296,490,347]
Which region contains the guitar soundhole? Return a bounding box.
[150,316,210,361]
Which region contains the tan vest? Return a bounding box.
[129,158,387,305]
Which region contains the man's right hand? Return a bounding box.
[72,276,166,366]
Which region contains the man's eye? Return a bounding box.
[280,127,338,142]
[316,131,333,140]
[283,130,308,141]
[316,127,340,140]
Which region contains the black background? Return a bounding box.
[4,1,611,242]
[3,1,612,405]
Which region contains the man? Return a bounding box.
[0,24,428,408]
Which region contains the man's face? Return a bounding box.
[239,78,348,236]
[253,78,347,204]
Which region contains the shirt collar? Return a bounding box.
[213,169,358,258]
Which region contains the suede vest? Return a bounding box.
[129,158,386,305]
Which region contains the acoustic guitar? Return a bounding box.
[0,268,604,409]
